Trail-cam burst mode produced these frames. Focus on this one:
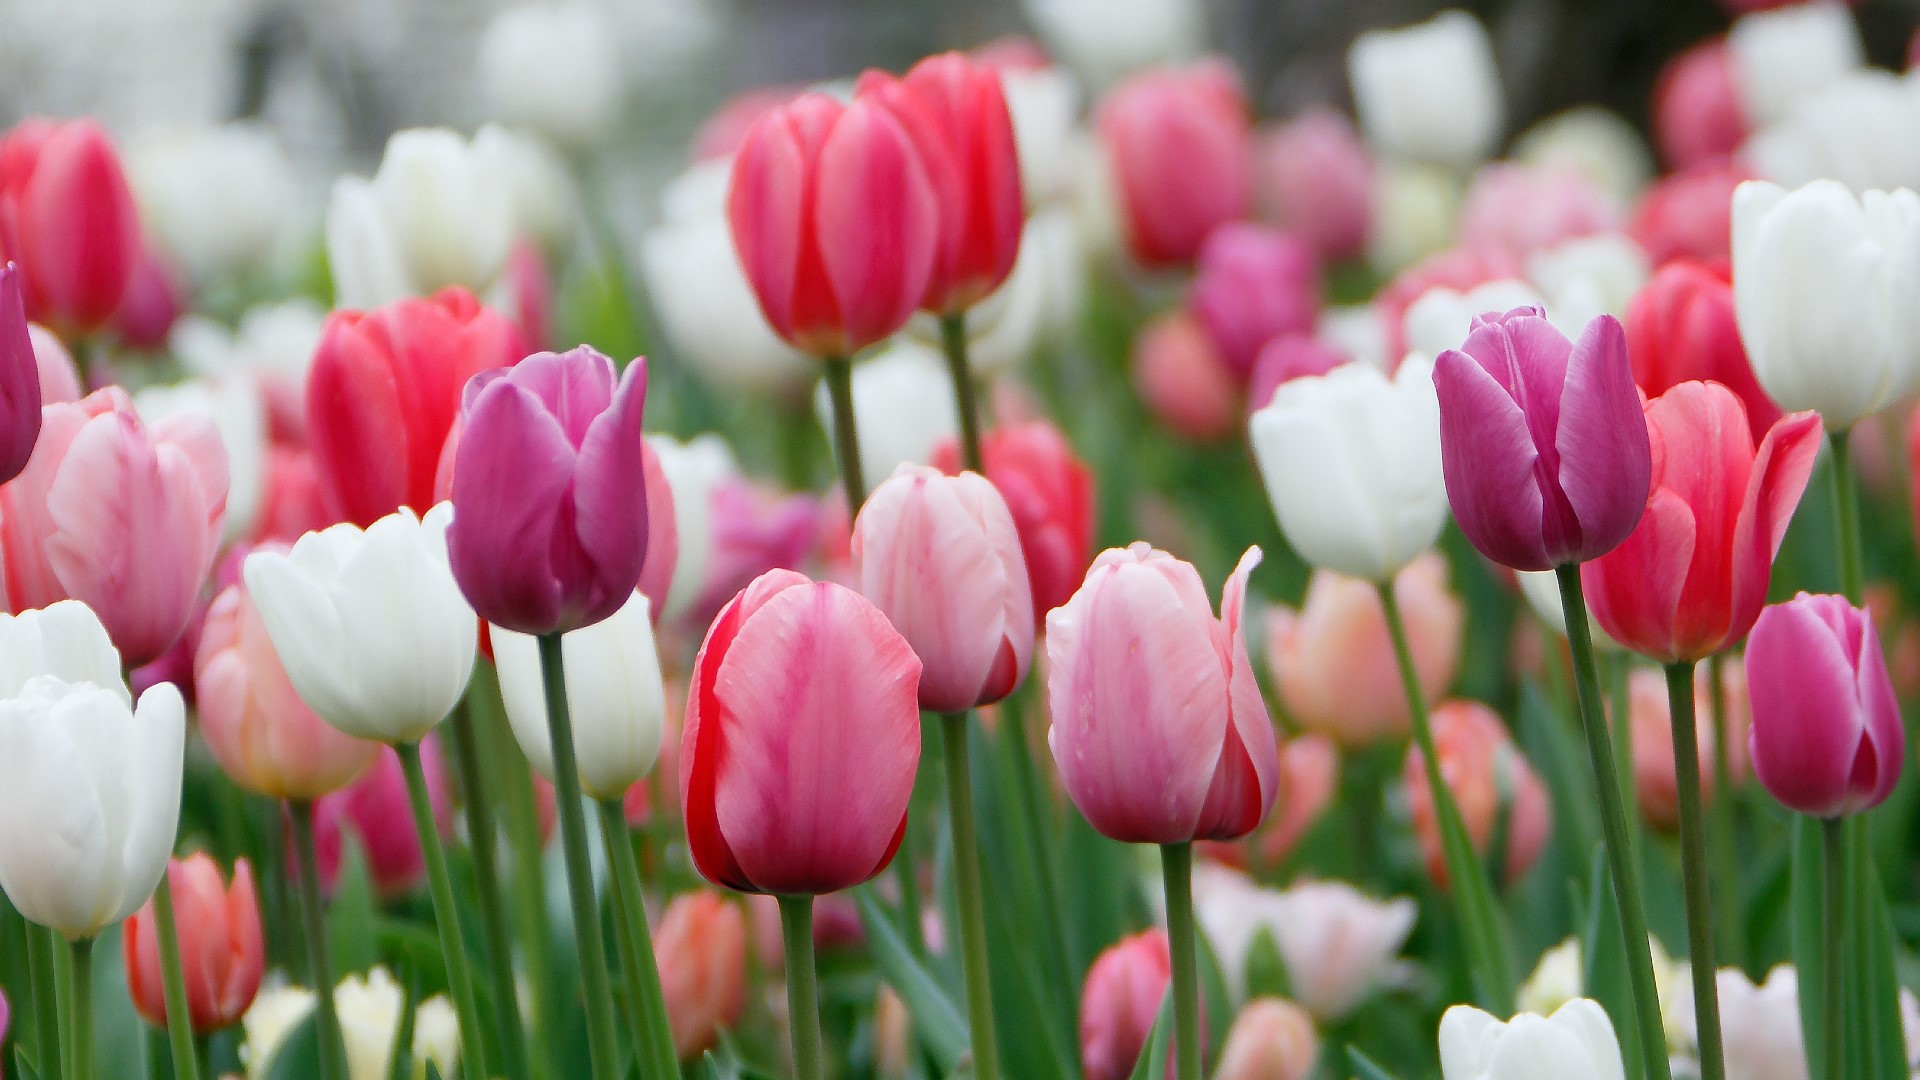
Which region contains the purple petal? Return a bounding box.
[1434,347,1553,571]
[1555,315,1652,563]
[571,357,652,629]
[504,347,618,448]
[0,264,42,485]
[1747,597,1870,817]
[448,380,574,633]
[1849,607,1906,812]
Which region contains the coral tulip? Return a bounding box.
[0,118,142,335]
[1404,700,1552,889]
[1132,309,1241,442]
[124,854,264,1032]
[1081,930,1175,1080]
[655,891,747,1060]
[1097,60,1250,268]
[1214,998,1318,1080]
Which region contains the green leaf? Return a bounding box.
[14,1044,41,1080]
[1347,1045,1404,1080]
[1581,845,1643,1080]
[1854,836,1906,1080]
[328,836,379,977]
[1125,990,1174,1080]
[1195,922,1233,1062]
[1243,926,1291,1001]
[263,1011,321,1080]
[854,889,970,1072]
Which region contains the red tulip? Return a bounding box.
[1629,163,1750,267]
[124,855,264,1034]
[681,569,923,894]
[1403,700,1551,888]
[1652,40,1748,171]
[1081,930,1179,1080]
[1098,61,1250,269]
[307,287,522,527]
[727,93,939,358]
[1189,223,1320,381]
[858,52,1024,314]
[0,118,142,335]
[1583,381,1821,663]
[1626,261,1780,443]
[655,891,747,1060]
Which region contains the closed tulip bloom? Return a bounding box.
[448,346,652,635]
[1191,224,1319,380]
[1510,107,1652,208]
[1626,262,1778,440]
[1098,60,1250,268]
[1197,869,1416,1022]
[682,569,922,894]
[858,52,1024,314]
[1732,180,1920,430]
[1252,356,1447,581]
[124,854,263,1032]
[0,674,184,939]
[1629,163,1748,266]
[1404,700,1552,888]
[307,288,523,527]
[654,891,747,1060]
[491,590,664,802]
[243,505,476,745]
[1132,309,1241,442]
[0,265,43,485]
[1434,307,1652,571]
[1583,383,1820,663]
[1081,930,1175,1080]
[1651,41,1747,170]
[728,93,939,358]
[1746,593,1904,817]
[854,465,1034,711]
[1438,999,1627,1080]
[1047,545,1278,843]
[1726,0,1861,128]
[1255,109,1373,263]
[195,580,380,800]
[1348,11,1504,169]
[1214,998,1318,1080]
[0,118,142,335]
[932,420,1094,628]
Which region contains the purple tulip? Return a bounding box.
[1433,306,1651,571]
[0,263,44,486]
[1746,593,1905,818]
[447,346,650,635]
[1189,223,1319,381]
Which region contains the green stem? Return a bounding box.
[1555,566,1673,1080]
[999,693,1072,981]
[940,713,1000,1080]
[29,921,63,1080]
[151,872,203,1080]
[446,699,531,1080]
[536,633,622,1079]
[1608,653,1638,847]
[823,356,867,510]
[64,938,90,1080]
[1159,843,1201,1080]
[490,683,560,1078]
[288,801,346,1080]
[397,740,492,1080]
[779,897,825,1080]
[1829,430,1863,604]
[895,815,929,962]
[1379,582,1515,1012]
[595,798,682,1080]
[1821,817,1846,1080]
[939,314,985,474]
[1664,661,1725,1080]
[1706,653,1744,972]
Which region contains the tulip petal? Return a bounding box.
[572,357,652,623]
[1192,548,1277,840]
[1434,347,1551,570]
[1556,315,1651,562]
[116,683,186,927]
[243,550,362,739]
[0,694,109,935]
[1582,487,1693,662]
[1851,609,1906,812]
[447,380,573,634]
[813,100,938,353]
[1727,410,1822,649]
[1747,599,1866,816]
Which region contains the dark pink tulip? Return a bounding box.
[110,244,184,351]
[1190,223,1319,381]
[685,478,820,634]
[313,742,452,898]
[1625,261,1781,443]
[1248,334,1344,413]
[1433,307,1652,571]
[1098,60,1251,269]
[1652,40,1748,171]
[1747,593,1905,818]
[1081,930,1179,1080]
[448,346,651,635]
[0,118,142,336]
[1047,544,1278,844]
[0,265,44,485]
[1254,108,1373,263]
[1629,163,1749,267]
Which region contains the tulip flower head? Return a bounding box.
[1438,998,1627,1080]
[1080,929,1176,1080]
[1404,700,1552,888]
[1347,10,1504,169]
[1214,998,1318,1080]
[1190,223,1320,381]
[124,854,264,1032]
[1625,261,1779,441]
[1097,60,1250,269]
[0,264,43,485]
[655,891,748,1061]
[0,118,142,335]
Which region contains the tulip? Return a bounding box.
[1047,545,1276,843]
[1097,60,1250,268]
[0,265,44,485]
[471,125,579,262]
[251,448,332,546]
[1651,41,1747,171]
[984,51,1079,206]
[0,386,227,666]
[0,118,142,335]
[108,244,182,351]
[1726,0,1861,128]
[1433,307,1651,571]
[687,478,822,633]
[1752,70,1920,195]
[1080,930,1174,1080]
[172,299,325,434]
[1629,163,1748,268]
[1404,700,1552,888]
[655,891,747,1060]
[853,465,1033,711]
[1132,309,1241,442]
[447,346,652,635]
[306,288,523,527]
[1517,940,1585,1018]
[1703,966,1809,1080]
[0,601,129,706]
[1626,262,1777,439]
[1438,999,1627,1080]
[1628,663,1751,831]
[1401,278,1544,362]
[1265,554,1464,747]
[1024,0,1204,87]
[476,4,621,146]
[682,569,922,894]
[1367,162,1463,275]
[1746,593,1904,818]
[241,968,459,1080]
[1347,11,1503,169]
[1251,355,1447,581]
[1511,107,1652,207]
[1377,245,1525,361]
[124,855,263,1032]
[1190,223,1319,380]
[811,340,960,480]
[1255,108,1373,263]
[1457,164,1620,258]
[135,376,268,543]
[1214,998,1318,1080]
[648,433,734,622]
[125,123,295,289]
[311,744,451,898]
[728,92,939,359]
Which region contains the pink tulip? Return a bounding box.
[0,386,226,664]
[1652,40,1748,171]
[681,569,923,894]
[727,93,939,358]
[249,447,333,546]
[1214,998,1319,1080]
[1457,163,1619,257]
[1047,544,1278,844]
[110,244,184,351]
[1098,61,1251,269]
[1131,309,1242,443]
[853,464,1033,711]
[0,118,142,336]
[1626,261,1779,441]
[0,265,45,484]
[448,346,653,635]
[1583,381,1821,663]
[1433,307,1652,571]
[1629,163,1749,267]
[691,87,801,163]
[312,742,451,898]
[25,323,80,405]
[1248,334,1345,414]
[504,239,553,353]
[1747,593,1905,818]
[1404,700,1552,888]
[1200,733,1339,870]
[655,891,747,1060]
[123,855,264,1033]
[1081,930,1176,1080]
[1628,662,1752,831]
[1255,108,1373,263]
[1190,224,1320,381]
[686,478,821,633]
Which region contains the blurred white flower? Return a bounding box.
[1025,0,1204,88]
[1349,10,1504,169]
[908,208,1084,375]
[1517,940,1584,1018]
[477,4,622,146]
[171,300,326,389]
[645,434,737,623]
[814,340,959,486]
[1512,107,1653,205]
[1402,279,1543,361]
[1439,999,1626,1080]
[1516,568,1621,651]
[241,968,458,1080]
[1318,305,1388,370]
[1528,233,1650,337]
[1369,162,1462,275]
[1745,70,1920,194]
[135,378,266,542]
[1728,0,1862,127]
[126,123,299,288]
[474,125,579,254]
[1001,63,1082,206]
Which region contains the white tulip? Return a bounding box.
[0,602,129,703]
[1439,998,1627,1080]
[241,969,458,1080]
[473,124,579,254]
[476,4,622,146]
[1729,0,1861,128]
[126,123,299,288]
[243,504,477,745]
[1369,162,1463,275]
[1402,279,1544,362]
[1528,233,1649,338]
[1001,64,1082,206]
[1250,356,1448,582]
[815,340,960,487]
[327,129,514,308]
[172,300,326,388]
[1349,10,1504,169]
[1024,0,1204,88]
[1732,179,1920,429]
[491,589,665,803]
[0,675,184,939]
[1319,304,1389,371]
[1517,940,1585,1018]
[646,434,737,623]
[1513,107,1652,206]
[241,983,320,1079]
[1744,70,1920,194]
[136,378,266,542]
[1516,569,1621,651]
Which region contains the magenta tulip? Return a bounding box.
[447,346,651,635]
[1746,593,1905,818]
[1189,223,1320,381]
[0,264,43,485]
[1097,61,1251,269]
[1433,307,1652,571]
[1046,544,1278,844]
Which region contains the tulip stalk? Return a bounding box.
[149,875,203,1080]
[1820,816,1845,1080]
[594,798,681,1080]
[1159,842,1201,1080]
[823,357,868,508]
[444,699,530,1080]
[1554,565,1673,1080]
[939,315,985,473]
[1707,654,1743,970]
[29,921,63,1080]
[1663,660,1725,1080]
[534,633,622,1079]
[940,712,1000,1080]
[65,938,91,1080]
[1827,431,1863,604]
[778,896,826,1080]
[396,739,492,1080]
[288,800,347,1080]
[1379,582,1514,1012]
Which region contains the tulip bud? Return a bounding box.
[1727,0,1861,128]
[1131,309,1241,443]
[1197,868,1416,1023]
[124,855,263,1032]
[1214,998,1318,1080]
[1255,109,1373,263]
[1097,60,1249,269]
[1747,593,1905,817]
[0,265,44,486]
[476,4,622,146]
[326,129,514,309]
[1705,966,1810,1080]
[1081,930,1176,1080]
[1190,223,1319,380]
[0,118,142,335]
[655,891,747,1060]
[1348,11,1503,169]
[1628,163,1746,268]
[1438,999,1627,1080]
[108,244,183,351]
[685,478,823,634]
[1404,700,1551,888]
[125,123,296,289]
[1652,41,1747,171]
[811,340,960,481]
